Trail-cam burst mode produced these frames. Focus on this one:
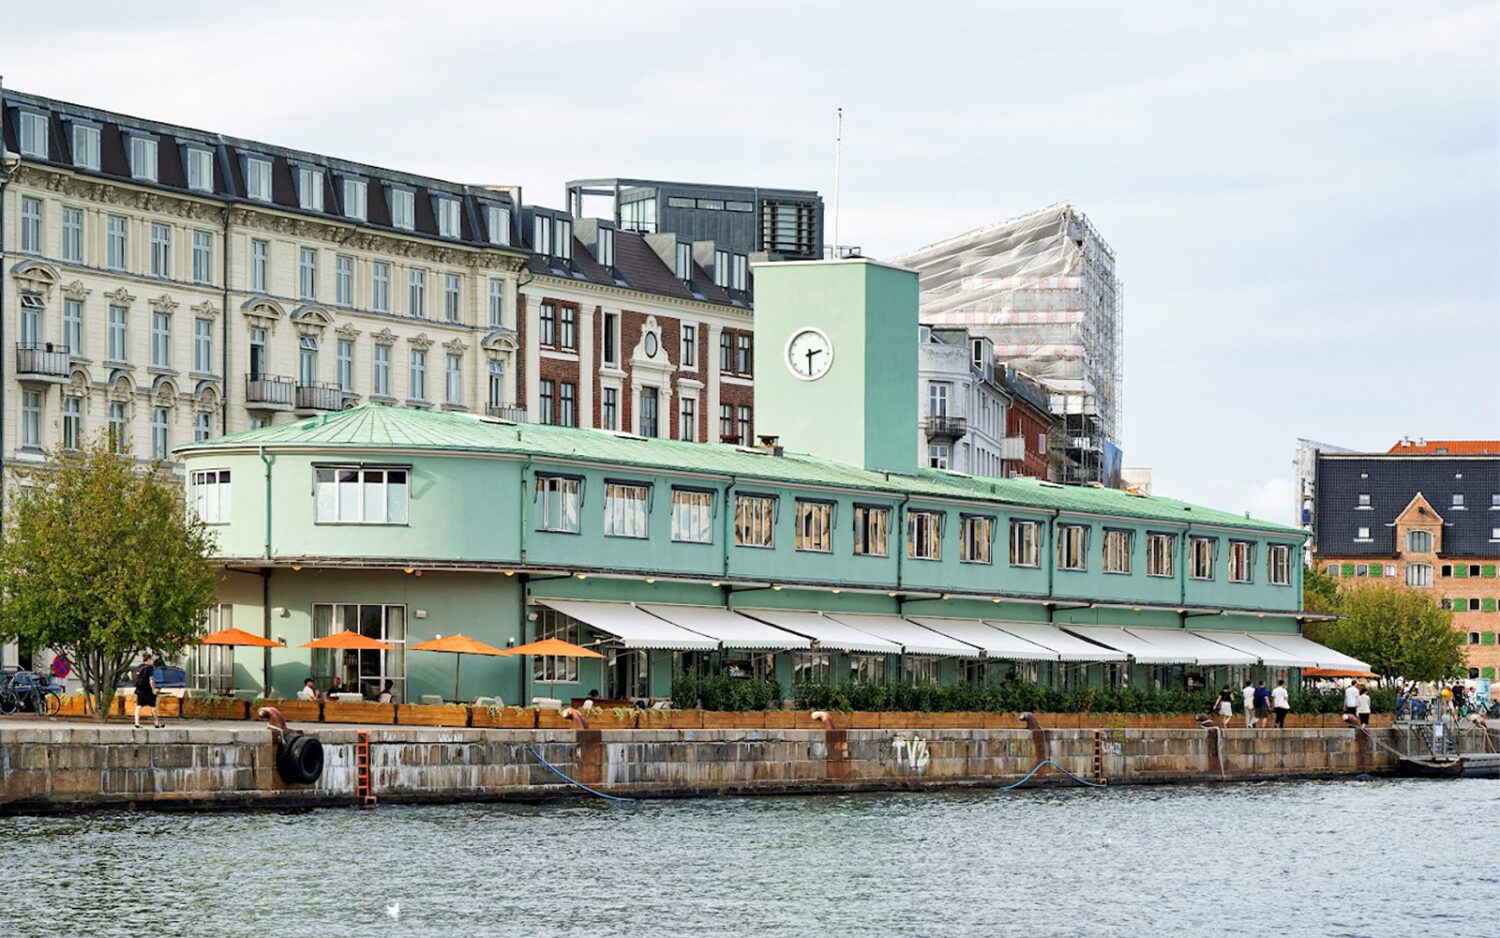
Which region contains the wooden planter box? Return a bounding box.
[396,704,471,727]
[535,708,577,729]
[57,694,96,717]
[110,693,182,718]
[252,698,321,723]
[582,708,637,731]
[471,706,537,729]
[322,700,395,725]
[181,698,251,721]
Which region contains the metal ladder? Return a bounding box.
[356,730,377,807]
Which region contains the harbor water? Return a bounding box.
[3,778,1494,937]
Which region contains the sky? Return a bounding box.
[4,0,1496,524]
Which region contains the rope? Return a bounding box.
[1001,758,1108,790]
[525,746,635,803]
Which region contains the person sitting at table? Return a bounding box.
[582,689,600,710]
[376,679,395,704]
[327,676,346,698]
[297,678,319,701]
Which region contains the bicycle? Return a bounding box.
[2,672,62,716]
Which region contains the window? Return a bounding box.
[372,262,391,312]
[435,273,460,323]
[151,313,171,368]
[1147,533,1174,577]
[602,312,618,365]
[343,178,367,221]
[190,606,235,694]
[72,123,100,170]
[408,349,427,400]
[1268,545,1292,586]
[640,387,660,437]
[108,305,128,362]
[1056,524,1087,571]
[794,652,831,685]
[737,334,752,374]
[18,298,39,350]
[250,239,268,292]
[1405,563,1432,587]
[442,353,462,405]
[18,110,48,158]
[298,336,318,385]
[1189,536,1216,580]
[532,607,581,683]
[195,411,212,442]
[604,482,650,538]
[849,654,885,684]
[19,198,40,253]
[482,279,505,328]
[314,466,410,524]
[337,340,354,391]
[720,404,734,443]
[554,218,572,260]
[1228,541,1254,583]
[1357,493,1371,508]
[297,167,324,211]
[538,380,555,425]
[63,299,83,355]
[535,475,581,533]
[435,196,460,238]
[151,406,170,459]
[186,147,214,192]
[735,494,776,548]
[107,215,128,271]
[149,223,171,277]
[1356,527,1371,541]
[1452,494,1465,509]
[960,515,993,564]
[671,488,714,543]
[193,318,213,373]
[674,242,693,281]
[373,344,391,396]
[1102,529,1132,574]
[245,156,272,201]
[928,444,950,470]
[1492,494,1500,509]
[552,382,573,427]
[682,325,696,368]
[19,390,43,448]
[928,382,949,417]
[192,469,232,523]
[796,500,834,553]
[335,255,353,306]
[1010,520,1040,567]
[192,230,213,284]
[408,268,426,317]
[129,136,158,182]
[298,248,318,300]
[601,387,618,430]
[390,189,415,230]
[533,215,552,256]
[736,405,752,446]
[538,303,557,346]
[907,510,943,561]
[597,227,615,268]
[62,207,82,262]
[310,603,407,695]
[485,205,510,245]
[905,657,940,685]
[714,250,731,288]
[61,397,81,450]
[720,331,733,371]
[732,254,749,292]
[486,361,505,407]
[558,307,576,350]
[854,505,891,557]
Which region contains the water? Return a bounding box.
[3,779,1494,937]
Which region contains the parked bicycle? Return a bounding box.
[0,671,63,716]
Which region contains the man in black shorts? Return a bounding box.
[133,653,163,729]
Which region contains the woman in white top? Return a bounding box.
[1355,684,1372,726]
[1271,680,1291,728]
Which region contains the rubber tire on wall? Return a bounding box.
[276,734,325,785]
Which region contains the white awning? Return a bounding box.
[987,621,1128,662]
[1241,632,1371,671]
[736,609,902,654]
[638,604,811,650]
[906,617,1059,661]
[1062,626,1191,664]
[533,599,718,651]
[1124,628,1259,666]
[1190,631,1309,668]
[822,613,983,658]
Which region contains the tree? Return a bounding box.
[0,436,219,719]
[1304,581,1464,683]
[1302,563,1341,615]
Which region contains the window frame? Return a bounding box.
[795,499,836,553]
[313,465,411,526]
[1228,540,1255,584]
[603,480,652,540]
[191,468,233,524]
[244,155,272,202]
[853,504,892,558]
[734,493,778,549]
[1146,532,1175,578]
[1009,519,1040,568]
[906,509,944,561]
[670,486,716,544]
[1268,544,1292,586]
[959,513,995,565]
[1056,523,1088,572]
[1188,536,1217,581]
[1102,528,1133,575]
[534,474,583,534]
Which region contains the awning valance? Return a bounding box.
[736,609,902,654]
[1189,631,1308,668]
[1124,628,1259,666]
[822,613,982,658]
[639,604,811,650]
[1062,626,1193,664]
[987,622,1128,662]
[906,617,1059,661]
[1240,632,1370,671]
[533,599,718,651]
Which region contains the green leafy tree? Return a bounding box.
[0,436,219,719]
[1302,563,1341,614]
[1305,582,1463,682]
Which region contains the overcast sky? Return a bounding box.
[5,1,1496,523]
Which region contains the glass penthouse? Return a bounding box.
[177,260,1353,703]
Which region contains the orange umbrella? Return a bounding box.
[409,634,507,701]
[1304,667,1378,679]
[503,638,604,702]
[198,627,284,694]
[301,630,394,651]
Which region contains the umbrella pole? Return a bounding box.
[454,654,461,703]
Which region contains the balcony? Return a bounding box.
[245,375,295,410]
[485,403,528,423]
[296,382,345,413]
[15,344,70,382]
[924,415,968,442]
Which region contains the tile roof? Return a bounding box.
[1314,455,1500,557]
[179,403,1304,536]
[522,229,738,309]
[1387,440,1500,455]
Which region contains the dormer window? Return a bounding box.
[1451,493,1465,509]
[389,187,415,230]
[554,218,572,261]
[1356,493,1371,509]
[185,146,214,192]
[485,205,510,245]
[714,250,730,288]
[342,177,368,221]
[245,156,272,201]
[18,110,48,159]
[129,134,159,182]
[596,227,615,268]
[434,195,461,238]
[732,254,748,292]
[675,242,692,281]
[297,166,324,212]
[533,215,552,256]
[1406,530,1432,553]
[71,122,100,171]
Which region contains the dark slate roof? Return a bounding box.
[522,227,739,309]
[1314,455,1500,557]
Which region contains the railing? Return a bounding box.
[245,374,295,407]
[485,403,528,422]
[296,382,345,412]
[15,343,70,378]
[924,415,968,440]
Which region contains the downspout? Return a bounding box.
[518,454,533,706]
[260,445,274,690]
[721,475,737,583]
[1045,515,1056,624]
[259,446,273,558]
[0,166,9,534]
[894,495,911,595]
[220,205,230,434]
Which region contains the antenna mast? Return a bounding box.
[832,107,842,259]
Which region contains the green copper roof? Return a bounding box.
[178,403,1301,536]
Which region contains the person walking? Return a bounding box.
[1356,683,1372,726]
[1242,680,1257,729]
[133,653,162,729]
[1271,679,1291,728]
[1253,680,1272,729]
[1216,685,1234,728]
[1343,680,1359,717]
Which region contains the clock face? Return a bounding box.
[785,328,834,381]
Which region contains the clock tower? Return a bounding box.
[751,258,918,476]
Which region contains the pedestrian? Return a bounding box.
[1356,683,1372,726]
[1216,685,1234,728]
[133,653,163,729]
[1343,680,1359,717]
[1242,679,1257,729]
[1253,680,1271,729]
[1271,679,1291,728]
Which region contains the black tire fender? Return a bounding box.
[275,733,325,784]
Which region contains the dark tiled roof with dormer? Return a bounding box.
[1314,455,1500,557]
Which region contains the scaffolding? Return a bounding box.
[893,204,1123,485]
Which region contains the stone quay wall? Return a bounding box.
[0,719,1407,814]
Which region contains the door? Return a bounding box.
[249,327,267,380]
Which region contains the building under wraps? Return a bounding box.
[892,204,1123,486]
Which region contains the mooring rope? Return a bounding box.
[1001,758,1108,790]
[525,745,635,803]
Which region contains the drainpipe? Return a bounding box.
[261,568,272,693]
[894,495,911,596]
[0,80,14,533]
[259,446,274,558]
[517,455,533,706]
[220,205,231,434]
[518,454,532,564]
[721,475,738,582]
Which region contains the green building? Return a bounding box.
[177,260,1357,703]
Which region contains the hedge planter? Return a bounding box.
[396,704,471,727]
[181,698,251,721]
[322,701,395,725]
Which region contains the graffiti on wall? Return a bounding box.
[890,734,931,773]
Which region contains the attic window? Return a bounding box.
[1453,494,1465,510]
[674,243,693,282]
